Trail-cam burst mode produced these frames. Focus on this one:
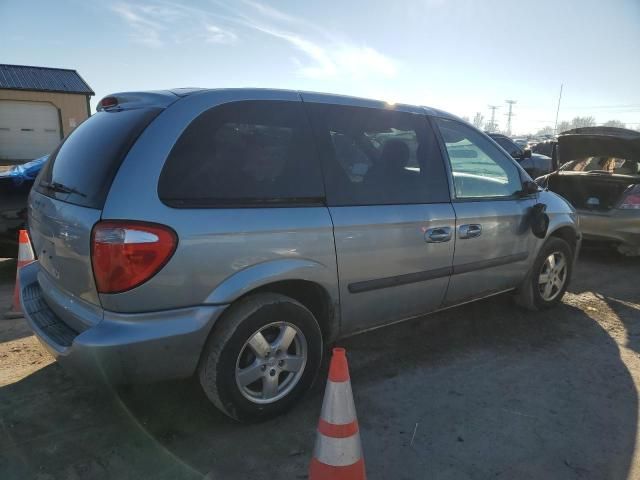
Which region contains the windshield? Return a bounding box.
[560,156,640,175]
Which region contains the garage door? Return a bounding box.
[0,100,61,161]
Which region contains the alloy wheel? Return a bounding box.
[235,322,307,404]
[538,251,568,301]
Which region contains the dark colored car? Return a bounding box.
[488,133,553,179]
[532,139,556,158]
[0,156,47,257]
[536,127,640,255]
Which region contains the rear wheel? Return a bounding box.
[516,237,573,310]
[198,293,322,422]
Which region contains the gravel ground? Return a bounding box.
[1,248,639,480]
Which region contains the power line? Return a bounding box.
[568,103,640,109]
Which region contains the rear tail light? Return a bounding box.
[619,185,640,210]
[91,221,177,294]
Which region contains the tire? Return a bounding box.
[198,292,323,422]
[516,237,573,311]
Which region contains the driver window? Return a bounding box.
[436,118,522,199]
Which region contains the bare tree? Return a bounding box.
[473,112,484,129]
[556,121,571,134]
[485,117,499,132]
[603,120,626,128]
[571,116,596,128]
[536,126,554,136]
[461,116,471,123]
[556,117,596,133]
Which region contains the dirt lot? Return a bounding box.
[1,249,640,480]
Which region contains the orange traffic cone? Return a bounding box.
[4,230,35,319]
[309,347,366,480]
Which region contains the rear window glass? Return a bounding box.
[492,136,521,157]
[158,100,324,207]
[36,108,161,209]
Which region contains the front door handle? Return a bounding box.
[425,227,452,243]
[459,224,482,239]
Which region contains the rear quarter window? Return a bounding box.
[158,100,324,207]
[36,108,161,209]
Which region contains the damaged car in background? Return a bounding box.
[536,127,640,256]
[0,156,47,258]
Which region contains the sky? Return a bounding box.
[1,0,639,135]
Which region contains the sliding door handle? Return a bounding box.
[425,227,452,243]
[459,224,482,239]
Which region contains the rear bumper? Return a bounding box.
[19,261,227,384]
[577,209,640,247]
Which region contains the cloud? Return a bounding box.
[111,3,165,47]
[204,24,237,44]
[331,45,397,79]
[111,1,237,47]
[109,0,397,80]
[242,23,337,77]
[238,0,301,25]
[221,1,398,80]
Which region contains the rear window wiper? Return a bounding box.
[40,181,86,197]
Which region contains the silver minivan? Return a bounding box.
[21,88,580,421]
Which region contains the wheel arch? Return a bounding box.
[548,225,579,255]
[247,280,337,342]
[205,259,340,342]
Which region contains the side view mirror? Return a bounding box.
[519,180,539,196]
[523,149,532,159]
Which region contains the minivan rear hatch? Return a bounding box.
[29,93,172,305]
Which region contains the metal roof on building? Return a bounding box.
[0,64,94,95]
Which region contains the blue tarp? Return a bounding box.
[0,155,47,184]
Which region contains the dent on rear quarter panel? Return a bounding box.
[98,90,340,315]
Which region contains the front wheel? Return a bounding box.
[516,237,573,310]
[198,293,323,422]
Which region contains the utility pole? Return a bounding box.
[488,105,500,132]
[554,83,563,135]
[505,100,516,136]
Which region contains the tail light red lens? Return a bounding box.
[99,96,118,109]
[91,221,177,294]
[619,185,640,210]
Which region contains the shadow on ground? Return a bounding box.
[0,251,638,479]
